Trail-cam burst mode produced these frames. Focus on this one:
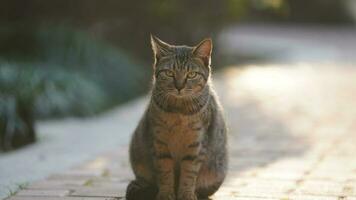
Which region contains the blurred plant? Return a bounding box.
[0,65,109,150]
[0,66,40,151]
[0,25,148,108]
[35,26,148,106]
[32,68,108,118]
[0,96,36,151]
[0,26,147,150]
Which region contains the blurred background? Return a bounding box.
[1,0,356,151]
[1,0,356,198]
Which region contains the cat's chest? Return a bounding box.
[152,112,204,158]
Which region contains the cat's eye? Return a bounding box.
[187,72,197,79]
[164,70,174,77]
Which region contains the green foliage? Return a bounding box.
[0,64,107,150]
[0,64,108,118]
[0,26,148,117]
[34,69,108,118]
[0,26,147,150]
[0,66,37,151]
[0,95,35,151]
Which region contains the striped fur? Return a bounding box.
[126,36,227,200]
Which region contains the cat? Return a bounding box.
[126,35,227,200]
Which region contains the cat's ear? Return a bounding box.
[150,35,172,62]
[193,38,212,67]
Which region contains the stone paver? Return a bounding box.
[5,63,356,200]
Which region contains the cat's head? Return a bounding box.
[150,35,212,97]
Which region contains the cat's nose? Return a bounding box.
[175,85,184,92]
[174,80,185,92]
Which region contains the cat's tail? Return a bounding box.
[126,179,157,200]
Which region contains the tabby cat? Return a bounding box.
[126,36,227,200]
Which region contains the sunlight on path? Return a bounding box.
[212,63,356,199]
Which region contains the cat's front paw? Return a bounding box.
[178,192,198,200]
[156,192,176,200]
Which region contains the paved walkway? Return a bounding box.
[5,63,356,200]
[0,97,146,198]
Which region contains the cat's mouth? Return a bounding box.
[171,91,189,98]
[166,88,197,97]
